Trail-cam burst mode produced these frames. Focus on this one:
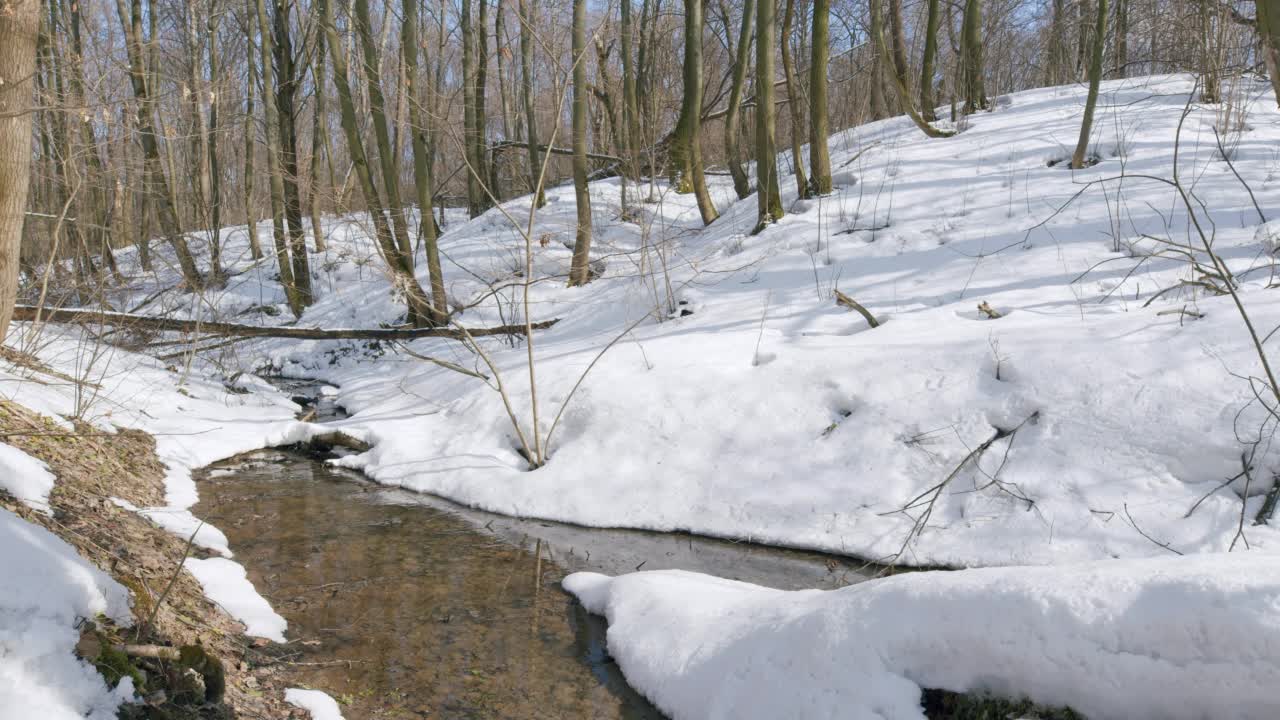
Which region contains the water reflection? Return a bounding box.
[196,448,871,718]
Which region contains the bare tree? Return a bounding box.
[568,0,594,286]
[780,0,810,197]
[671,0,719,224]
[755,0,784,233]
[809,0,832,195]
[1071,0,1106,169]
[0,0,39,342]
[724,0,755,200]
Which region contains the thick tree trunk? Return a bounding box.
[0,0,39,342]
[755,0,784,232]
[403,0,447,324]
[781,0,810,198]
[809,0,832,195]
[725,0,755,200]
[961,0,988,112]
[1071,0,1107,169]
[568,0,594,286]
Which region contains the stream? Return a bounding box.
[193,380,872,718]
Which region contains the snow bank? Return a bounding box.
[285,688,346,720]
[0,442,56,514]
[184,557,287,641]
[565,554,1280,719]
[0,508,135,719]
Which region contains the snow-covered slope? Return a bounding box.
[29,72,1280,568]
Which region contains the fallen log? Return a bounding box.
[12,305,559,341]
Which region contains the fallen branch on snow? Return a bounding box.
[12,305,559,342]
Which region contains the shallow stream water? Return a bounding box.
[194,381,872,718]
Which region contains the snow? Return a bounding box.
[285,688,347,720]
[564,554,1280,719]
[0,508,134,719]
[0,442,56,514]
[4,71,1280,715]
[183,557,287,641]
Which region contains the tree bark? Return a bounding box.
[960,0,988,112]
[755,0,784,232]
[568,0,594,286]
[919,0,941,120]
[0,0,39,342]
[673,0,719,223]
[781,0,810,198]
[809,0,832,195]
[724,0,755,200]
[869,0,888,119]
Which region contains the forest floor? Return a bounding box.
[5,73,1280,718]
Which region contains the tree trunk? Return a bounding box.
[809,0,832,195]
[755,0,784,232]
[205,7,225,283]
[960,0,988,112]
[672,0,718,223]
[309,28,328,253]
[869,0,888,119]
[1258,0,1280,107]
[403,0,447,324]
[476,0,492,205]
[319,0,434,326]
[887,0,910,86]
[621,0,643,208]
[781,0,810,198]
[1111,0,1127,78]
[568,0,594,286]
[462,0,483,216]
[0,0,39,342]
[352,0,415,270]
[725,0,755,199]
[517,0,546,207]
[919,0,941,120]
[272,0,313,303]
[252,0,302,315]
[115,0,203,290]
[1070,0,1107,169]
[243,52,264,260]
